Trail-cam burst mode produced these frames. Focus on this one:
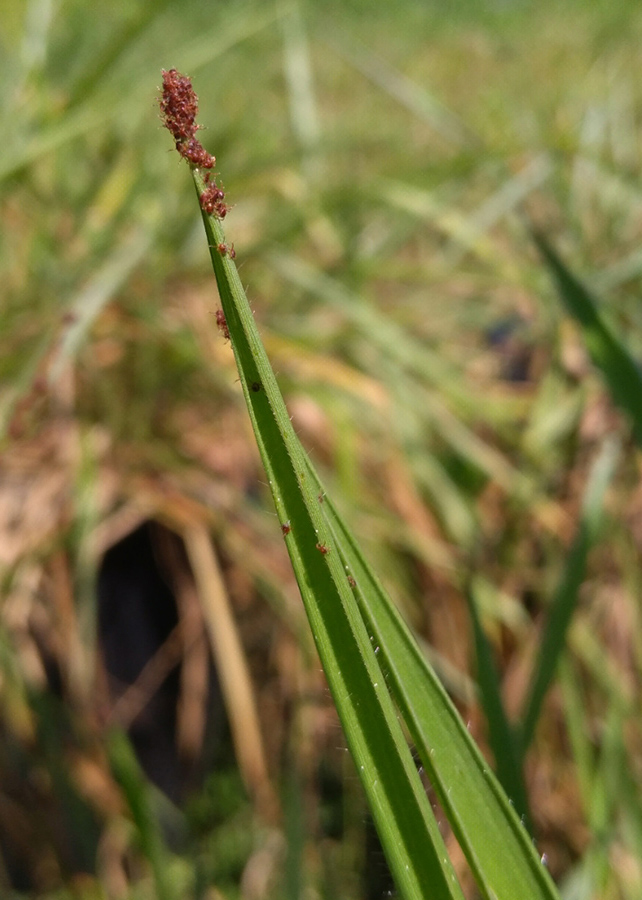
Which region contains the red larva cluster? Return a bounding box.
[160,69,215,168]
[215,309,230,341]
[200,183,228,218]
[160,69,229,218]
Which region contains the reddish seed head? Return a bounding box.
[316,542,329,555]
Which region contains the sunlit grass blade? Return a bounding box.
[309,472,561,900]
[533,231,642,446]
[66,0,173,107]
[326,34,477,147]
[192,168,464,900]
[520,437,619,750]
[48,229,151,384]
[270,251,528,494]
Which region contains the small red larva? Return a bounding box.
[316,542,329,555]
[281,521,291,535]
[217,242,236,259]
[347,575,356,588]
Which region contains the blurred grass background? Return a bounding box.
[2,0,642,897]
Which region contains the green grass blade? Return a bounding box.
[108,730,177,900]
[520,437,619,750]
[308,471,560,900]
[465,581,531,828]
[192,170,463,900]
[533,231,642,446]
